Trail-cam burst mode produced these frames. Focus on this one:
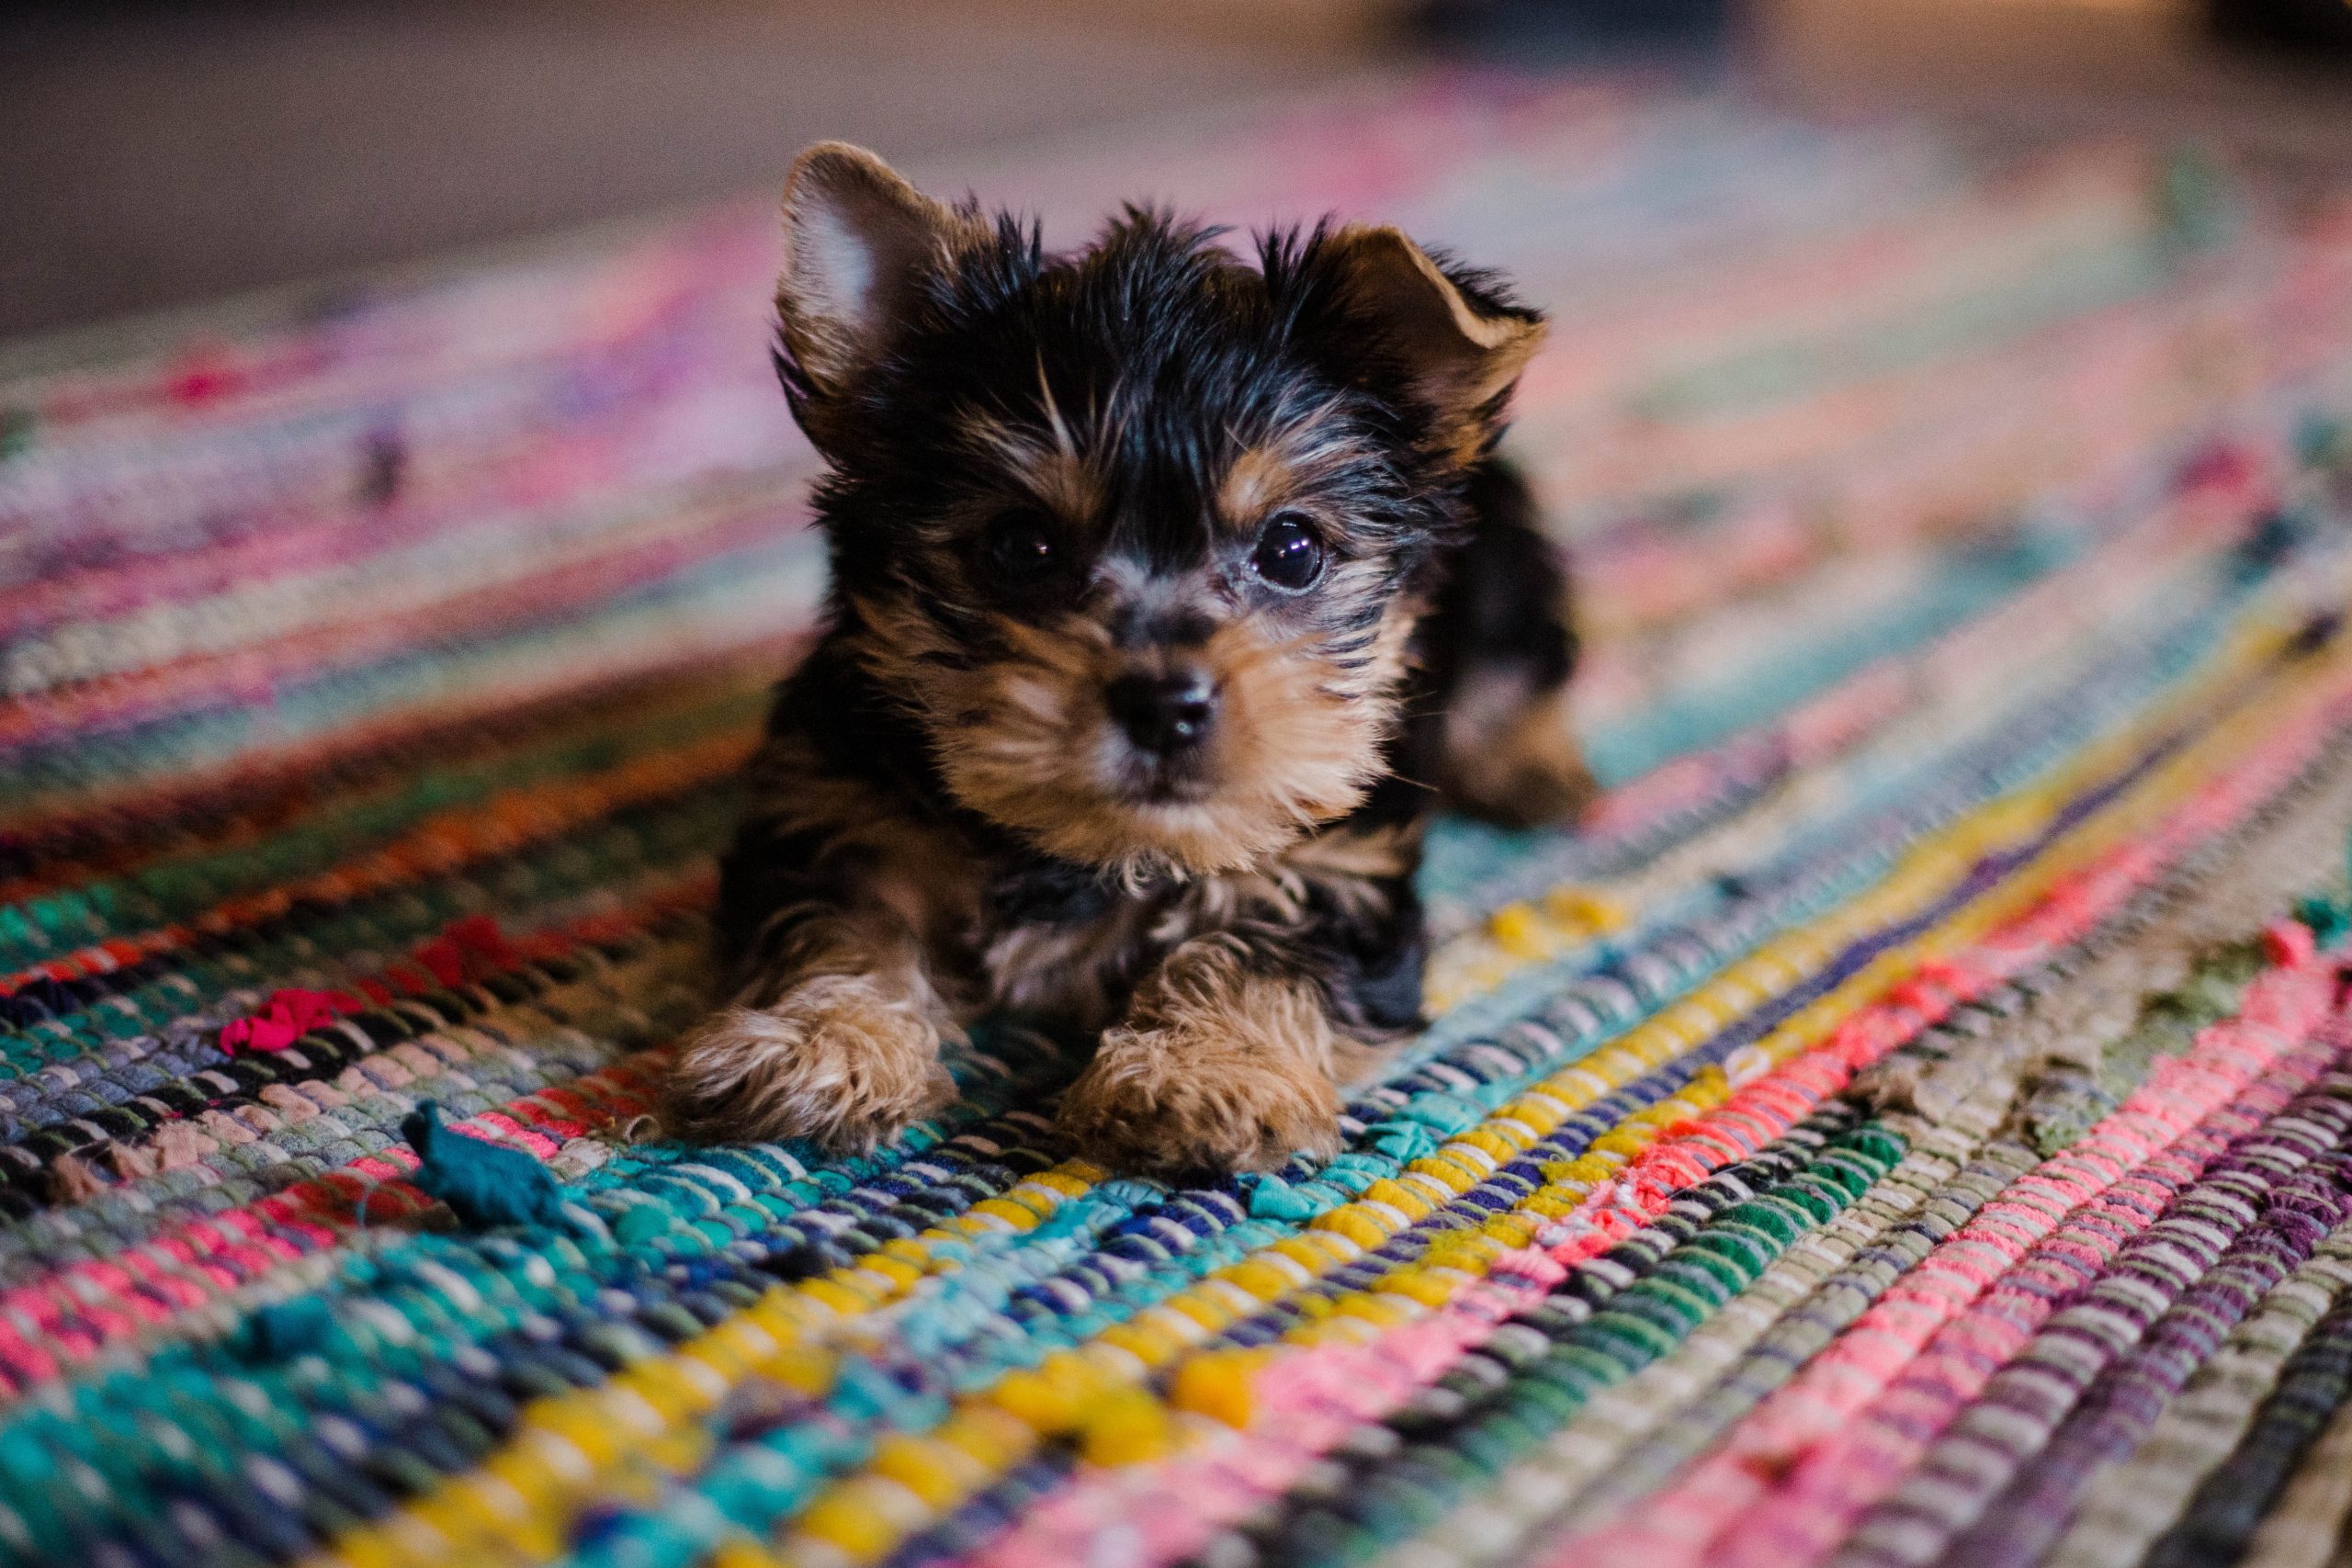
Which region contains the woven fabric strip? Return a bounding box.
[7,73,2352,1568]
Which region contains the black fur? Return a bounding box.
[682,167,1587,1170]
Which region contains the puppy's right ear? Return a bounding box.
[775,142,973,417]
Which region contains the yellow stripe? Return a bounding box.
[763,626,2352,1568]
[318,602,2339,1568]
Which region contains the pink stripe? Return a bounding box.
[968,1275,1554,1568]
[1707,1029,2340,1568]
[1550,955,2337,1568]
[955,682,2352,1568]
[0,1053,667,1396]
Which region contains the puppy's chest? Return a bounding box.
[913,826,1419,1032]
[960,859,1205,1029]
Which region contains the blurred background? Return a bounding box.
[4,0,2347,344]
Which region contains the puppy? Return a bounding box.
[665,142,1592,1176]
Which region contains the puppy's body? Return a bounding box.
[668,144,1590,1174]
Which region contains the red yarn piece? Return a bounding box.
[442,913,522,972]
[411,914,522,990]
[2264,917,2318,968]
[220,988,361,1054]
[410,942,467,989]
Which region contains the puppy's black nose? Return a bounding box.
[1107,671,1217,755]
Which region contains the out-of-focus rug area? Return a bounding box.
[8,73,2352,1568]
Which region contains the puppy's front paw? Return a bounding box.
[1057,1011,1342,1178]
[664,975,955,1149]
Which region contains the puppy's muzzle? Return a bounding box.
[1106,669,1218,756]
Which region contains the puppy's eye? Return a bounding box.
[982,508,1059,586]
[1250,512,1326,591]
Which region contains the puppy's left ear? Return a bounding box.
[1314,226,1546,460]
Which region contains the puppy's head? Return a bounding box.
[776,142,1544,879]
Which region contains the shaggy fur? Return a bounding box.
[667,141,1591,1174]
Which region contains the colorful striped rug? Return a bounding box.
[6,70,2352,1568]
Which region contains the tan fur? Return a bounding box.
[664,913,960,1148]
[978,899,1159,1030]
[733,707,1416,1048]
[1319,225,1548,465]
[701,149,1564,1169]
[952,406,1105,530]
[1057,936,1344,1174]
[1440,670,1600,829]
[1215,402,1368,529]
[738,731,987,950]
[775,142,991,425]
[979,819,1421,1032]
[846,587,1421,881]
[1278,818,1422,883]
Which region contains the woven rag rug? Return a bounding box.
[12,71,2352,1568]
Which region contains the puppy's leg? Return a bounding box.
[1425,457,1596,829]
[1057,933,1344,1176]
[666,904,958,1149]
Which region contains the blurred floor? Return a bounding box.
[0,0,1385,341]
[1757,0,2352,167]
[3,0,2348,343]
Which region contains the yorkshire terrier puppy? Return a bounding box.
[664,142,1592,1175]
